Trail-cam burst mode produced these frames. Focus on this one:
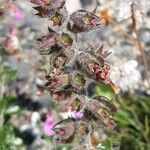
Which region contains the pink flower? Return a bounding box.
[43,115,56,136]
[8,3,25,21]
[73,111,84,120]
[14,11,25,21]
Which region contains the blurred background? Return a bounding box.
[0,0,150,149]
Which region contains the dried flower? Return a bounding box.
[31,0,118,145]
[67,9,104,33]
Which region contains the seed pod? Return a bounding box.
[33,6,65,26]
[50,90,72,101]
[70,96,85,112]
[88,62,111,81]
[58,94,85,113]
[53,118,76,143]
[92,96,117,112]
[86,102,107,127]
[37,34,56,49]
[68,9,104,33]
[77,52,104,79]
[51,53,67,68]
[45,70,70,92]
[85,96,117,128]
[77,52,104,68]
[76,50,112,82]
[51,49,75,68]
[37,28,59,49]
[78,122,89,137]
[37,28,62,55]
[53,119,89,144]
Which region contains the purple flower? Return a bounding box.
[14,11,25,21]
[73,111,84,120]
[8,4,25,21]
[43,115,56,136]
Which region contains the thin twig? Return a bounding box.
[110,4,150,88]
[110,20,135,44]
[131,3,150,88]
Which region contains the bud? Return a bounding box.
[71,72,86,93]
[50,11,63,26]
[60,33,73,48]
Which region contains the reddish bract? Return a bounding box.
[68,9,104,33]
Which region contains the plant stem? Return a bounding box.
[109,4,150,88]
[131,3,150,88]
[0,77,4,127]
[86,125,95,150]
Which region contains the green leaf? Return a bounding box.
[0,96,15,114]
[0,125,13,149]
[0,65,17,84]
[95,83,116,100]
[102,140,113,150]
[0,48,5,55]
[61,33,73,47]
[144,115,149,135]
[53,145,73,150]
[115,109,136,127]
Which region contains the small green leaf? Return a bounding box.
[95,83,116,100]
[102,139,113,150]
[144,115,149,135]
[0,96,15,114]
[61,33,73,47]
[115,109,138,129]
[0,65,17,84]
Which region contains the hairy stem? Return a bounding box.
[87,125,95,150]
